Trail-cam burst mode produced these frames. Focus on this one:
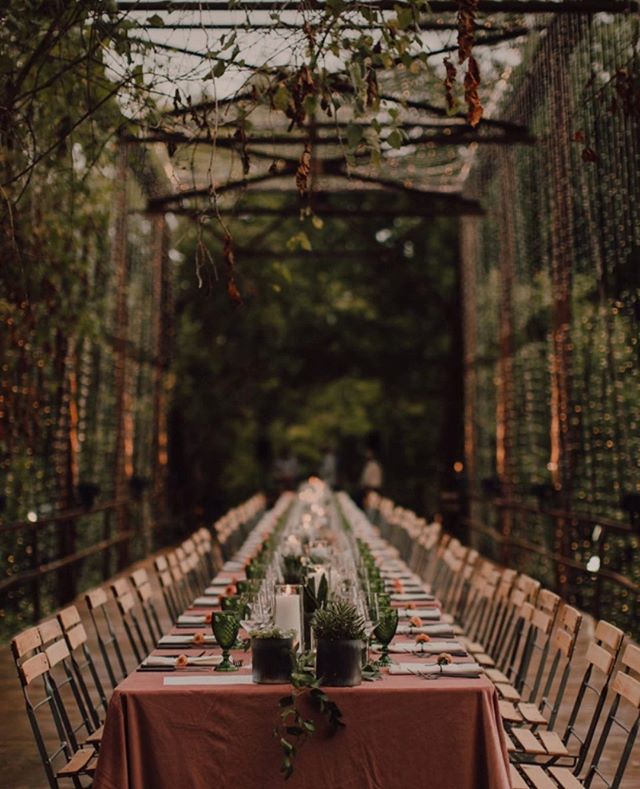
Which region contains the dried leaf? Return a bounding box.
[366,68,379,110]
[456,0,478,65]
[464,56,483,127]
[296,143,312,197]
[443,57,457,113]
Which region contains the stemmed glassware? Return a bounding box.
[212,612,240,672]
[373,607,398,667]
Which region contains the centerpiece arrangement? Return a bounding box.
[208,480,401,778]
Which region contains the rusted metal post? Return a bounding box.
[496,153,517,568]
[547,17,578,599]
[460,216,479,547]
[150,213,169,548]
[112,140,130,569]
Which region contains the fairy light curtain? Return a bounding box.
[463,11,640,634]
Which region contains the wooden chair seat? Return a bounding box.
[509,764,529,789]
[499,700,523,722]
[85,723,104,746]
[519,702,548,725]
[461,639,484,653]
[475,652,495,667]
[496,682,521,701]
[485,667,509,683]
[511,727,546,754]
[56,747,98,778]
[537,730,569,756]
[517,764,585,788]
[510,726,570,759]
[547,766,585,788]
[520,765,558,788]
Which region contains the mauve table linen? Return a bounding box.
[93,667,511,789]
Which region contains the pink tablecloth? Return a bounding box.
[93,668,510,789]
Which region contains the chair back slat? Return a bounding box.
[20,653,50,686]
[611,671,640,709]
[12,626,42,658]
[44,639,70,669]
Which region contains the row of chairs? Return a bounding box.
[10,494,266,788]
[366,493,640,789]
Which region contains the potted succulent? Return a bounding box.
[251,627,296,684]
[312,600,366,687]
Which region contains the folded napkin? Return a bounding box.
[382,571,420,581]
[388,662,481,678]
[390,592,434,602]
[397,624,455,637]
[398,608,441,620]
[223,561,245,572]
[158,634,217,646]
[192,595,219,606]
[143,655,222,667]
[388,640,466,656]
[177,615,208,625]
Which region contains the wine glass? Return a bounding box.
[373,607,398,667]
[212,612,240,672]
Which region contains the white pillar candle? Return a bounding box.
[274,585,303,650]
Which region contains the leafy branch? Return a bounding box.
[274,653,345,780]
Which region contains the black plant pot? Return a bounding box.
[252,637,294,684]
[316,638,362,687]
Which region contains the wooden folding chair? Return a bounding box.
[36,620,102,752]
[57,606,108,737]
[85,586,129,688]
[110,577,150,663]
[129,568,164,644]
[494,591,562,721]
[11,627,97,788]
[513,643,640,789]
[154,554,182,622]
[509,619,624,768]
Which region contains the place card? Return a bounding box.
[163,675,255,686]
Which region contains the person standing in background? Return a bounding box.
[359,448,383,505]
[319,446,338,488]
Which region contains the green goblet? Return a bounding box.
[212,612,240,672]
[373,608,398,667]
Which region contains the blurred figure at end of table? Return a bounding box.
[319,446,338,489]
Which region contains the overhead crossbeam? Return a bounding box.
[146,187,483,216]
[118,1,638,15]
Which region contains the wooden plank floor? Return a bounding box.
[0,563,638,788]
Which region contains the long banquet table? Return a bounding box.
[93,494,511,789]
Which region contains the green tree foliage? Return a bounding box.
[170,196,462,521]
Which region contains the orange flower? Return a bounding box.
[416,633,430,644]
[175,654,189,668]
[409,616,423,628]
[393,579,404,593]
[437,653,453,666]
[193,632,205,645]
[225,585,236,596]
[406,602,416,610]
[204,612,212,625]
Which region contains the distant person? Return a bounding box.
[319,446,337,488]
[274,448,300,491]
[359,448,383,505]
